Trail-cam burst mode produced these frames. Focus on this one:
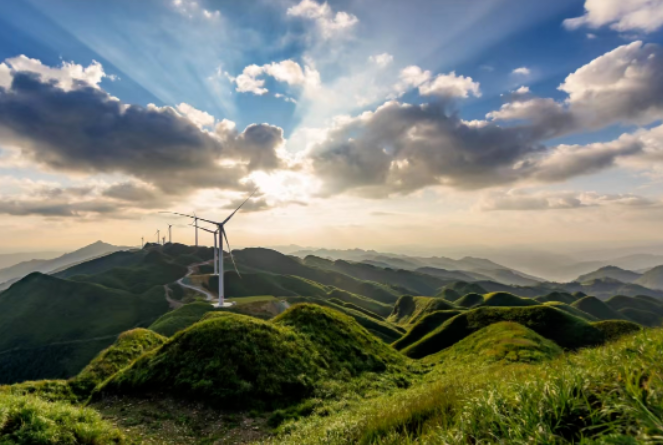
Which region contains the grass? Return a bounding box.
[392,310,463,351]
[0,393,125,444]
[543,301,599,321]
[70,329,166,396]
[265,327,663,445]
[535,291,580,305]
[592,319,642,342]
[426,321,563,364]
[388,296,458,326]
[149,302,215,337]
[454,293,483,308]
[481,291,539,307]
[402,305,605,359]
[572,295,630,321]
[436,282,486,300]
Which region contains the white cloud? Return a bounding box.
[176,103,215,128]
[227,60,320,96]
[287,0,358,39]
[368,53,394,68]
[173,0,221,20]
[479,189,657,211]
[275,93,297,104]
[512,67,531,76]
[587,33,597,39]
[418,71,481,98]
[564,0,663,33]
[0,55,108,91]
[560,40,663,126]
[392,66,480,99]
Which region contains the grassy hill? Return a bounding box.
[402,305,605,359]
[535,291,578,304]
[392,310,463,351]
[454,292,484,308]
[0,244,212,384]
[96,305,406,410]
[542,301,598,321]
[427,321,563,364]
[437,281,486,300]
[481,292,539,307]
[70,329,166,396]
[388,295,457,326]
[571,296,629,321]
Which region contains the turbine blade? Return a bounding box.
[222,189,258,224]
[160,211,219,225]
[222,228,241,278]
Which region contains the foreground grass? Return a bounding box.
[263,327,663,444]
[0,393,124,444]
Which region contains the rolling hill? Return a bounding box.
[576,266,642,284]
[634,265,663,290]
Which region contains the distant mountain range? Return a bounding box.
[0,251,63,270]
[573,265,663,291]
[0,241,132,290]
[291,248,544,286]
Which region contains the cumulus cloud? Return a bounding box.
[561,41,663,126]
[0,57,289,206]
[368,53,394,68]
[227,59,320,96]
[564,0,663,33]
[307,101,547,196]
[287,0,359,39]
[0,55,108,91]
[392,66,480,99]
[479,189,657,212]
[173,0,221,20]
[176,103,215,128]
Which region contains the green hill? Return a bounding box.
[481,292,539,307]
[392,310,463,351]
[96,305,405,409]
[304,257,446,295]
[402,305,605,359]
[436,288,461,301]
[591,320,642,342]
[0,273,169,384]
[542,301,598,321]
[233,248,405,303]
[70,329,166,396]
[619,308,663,327]
[571,296,629,321]
[455,292,484,308]
[437,281,487,299]
[427,321,563,364]
[148,302,215,337]
[388,295,457,326]
[282,297,403,342]
[605,294,663,316]
[535,291,578,304]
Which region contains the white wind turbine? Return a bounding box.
[164,190,256,307]
[155,229,160,245]
[167,224,173,244]
[190,223,219,275]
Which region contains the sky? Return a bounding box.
[2,0,663,256]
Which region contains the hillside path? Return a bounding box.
[175,261,215,301]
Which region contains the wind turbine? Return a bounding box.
[155,229,160,245]
[162,236,166,245]
[194,211,199,247]
[163,190,256,307]
[141,236,144,248]
[190,223,219,275]
[167,224,173,244]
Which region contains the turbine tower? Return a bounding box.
[164,190,256,307]
[167,224,173,244]
[194,211,199,247]
[155,229,160,245]
[191,223,219,275]
[141,236,144,248]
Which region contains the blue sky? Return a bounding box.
[2,0,663,256]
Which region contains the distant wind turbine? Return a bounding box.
[167,224,173,244]
[155,229,160,245]
[193,211,199,247]
[162,236,166,245]
[141,236,144,248]
[163,190,256,307]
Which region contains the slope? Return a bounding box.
[634,265,663,290]
[402,305,605,359]
[571,296,630,321]
[576,266,642,284]
[388,295,458,326]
